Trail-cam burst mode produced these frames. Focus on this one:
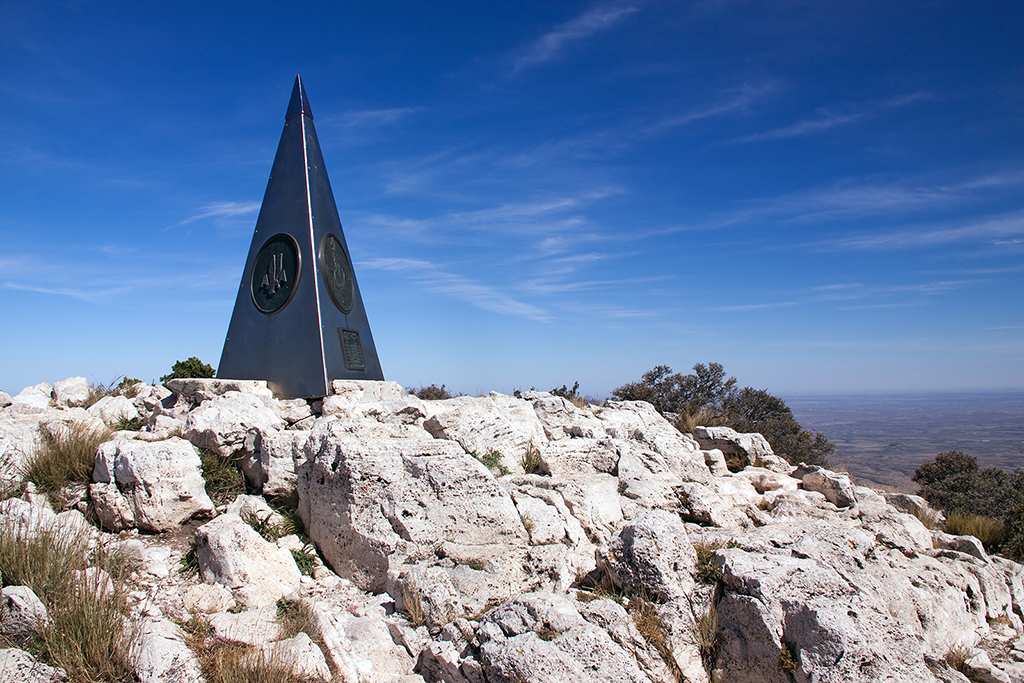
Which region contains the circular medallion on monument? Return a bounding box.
[250,233,300,315]
[319,233,355,313]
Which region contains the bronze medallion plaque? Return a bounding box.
[339,328,365,370]
[250,233,300,314]
[320,233,354,313]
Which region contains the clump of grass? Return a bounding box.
[520,514,536,538]
[110,415,144,432]
[0,523,138,682]
[943,644,974,676]
[23,421,111,507]
[275,598,315,640]
[290,545,317,577]
[242,510,287,542]
[674,407,727,435]
[180,540,199,576]
[629,592,684,683]
[199,448,247,506]
[472,449,510,476]
[693,539,737,584]
[725,452,750,473]
[535,626,559,641]
[402,583,425,627]
[778,641,799,674]
[464,559,485,571]
[913,505,941,530]
[946,511,1006,548]
[268,488,305,537]
[520,446,542,475]
[687,597,721,675]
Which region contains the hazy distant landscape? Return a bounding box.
[787,391,1024,492]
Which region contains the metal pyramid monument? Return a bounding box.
[218,75,384,398]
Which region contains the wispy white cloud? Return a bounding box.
[359,257,548,321]
[708,301,797,312]
[178,201,261,226]
[322,107,421,129]
[819,210,1024,251]
[511,4,641,73]
[730,92,931,144]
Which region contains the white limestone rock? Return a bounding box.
[0,647,67,682]
[195,512,302,608]
[240,429,309,495]
[91,437,214,532]
[52,377,91,407]
[598,509,698,602]
[182,391,285,457]
[165,378,273,407]
[536,437,619,478]
[254,632,331,681]
[599,401,709,483]
[11,383,52,412]
[207,605,281,645]
[134,617,204,683]
[0,392,11,408]
[524,392,606,440]
[797,465,857,508]
[423,393,548,474]
[87,395,141,426]
[476,593,654,683]
[703,449,730,476]
[0,586,49,635]
[297,432,526,592]
[692,426,775,465]
[182,584,235,614]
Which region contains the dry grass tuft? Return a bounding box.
[913,505,942,530]
[0,522,138,682]
[689,599,721,675]
[629,593,685,683]
[778,641,799,674]
[943,643,974,676]
[946,511,1006,548]
[520,446,542,475]
[674,407,727,435]
[22,421,111,507]
[198,448,247,506]
[693,539,737,584]
[402,583,426,627]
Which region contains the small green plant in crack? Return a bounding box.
[520,446,542,474]
[267,488,305,537]
[179,540,199,576]
[242,510,286,542]
[779,641,799,674]
[464,559,485,571]
[290,544,318,577]
[474,449,510,476]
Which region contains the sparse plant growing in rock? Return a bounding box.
[268,487,305,537]
[179,539,199,575]
[402,584,426,627]
[913,505,941,530]
[520,514,536,537]
[199,448,246,506]
[693,539,737,584]
[779,641,799,674]
[943,644,974,676]
[473,449,510,476]
[290,544,318,577]
[242,509,287,542]
[110,414,144,431]
[687,596,721,675]
[465,559,485,571]
[275,597,315,640]
[22,421,111,507]
[520,445,542,474]
[629,592,685,682]
[535,626,559,641]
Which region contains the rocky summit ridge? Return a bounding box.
[1,377,1023,683]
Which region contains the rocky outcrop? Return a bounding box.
[2,378,1023,683]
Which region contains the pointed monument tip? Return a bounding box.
[286,75,314,120]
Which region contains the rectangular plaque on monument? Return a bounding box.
[217,75,385,398]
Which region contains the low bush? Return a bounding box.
[409,383,453,400]
[161,357,215,384]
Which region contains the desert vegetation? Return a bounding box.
[612,362,835,467]
[914,450,1024,560]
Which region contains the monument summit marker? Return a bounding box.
[218,76,384,398]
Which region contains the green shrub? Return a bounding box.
[473,449,510,476]
[779,642,799,674]
[409,383,453,400]
[161,356,215,384]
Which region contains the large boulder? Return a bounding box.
[297,432,526,593]
[0,647,67,682]
[423,394,548,474]
[598,509,697,602]
[524,392,606,441]
[0,586,49,635]
[599,401,709,483]
[133,617,204,683]
[52,377,91,407]
[91,438,214,532]
[182,391,285,457]
[194,513,302,607]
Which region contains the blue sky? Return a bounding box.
[1,1,1022,397]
